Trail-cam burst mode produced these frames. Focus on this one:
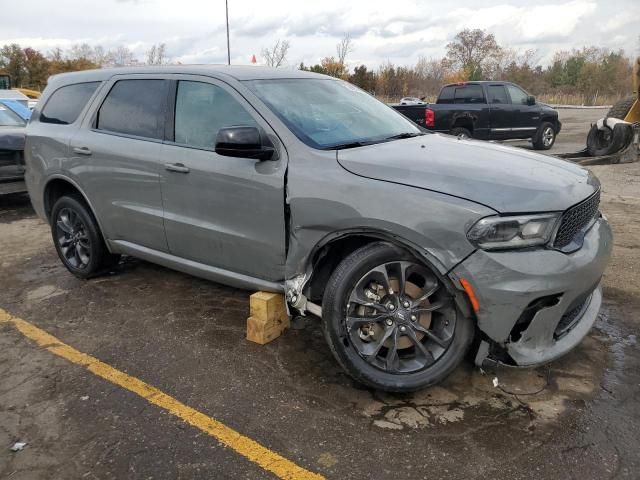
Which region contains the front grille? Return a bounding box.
[553,190,600,248]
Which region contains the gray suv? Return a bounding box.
[25,66,612,392]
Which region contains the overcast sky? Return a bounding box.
[2,0,639,68]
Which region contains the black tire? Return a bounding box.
[586,122,634,158]
[532,121,556,150]
[450,127,472,139]
[607,96,636,120]
[50,195,119,279]
[321,242,474,392]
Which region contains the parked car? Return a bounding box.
[0,89,30,108]
[26,67,611,392]
[0,98,31,195]
[391,81,562,150]
[399,96,425,105]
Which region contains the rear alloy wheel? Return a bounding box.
[322,243,473,392]
[533,122,556,150]
[56,207,92,269]
[51,195,119,278]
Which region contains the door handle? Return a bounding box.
[165,162,190,173]
[73,146,92,156]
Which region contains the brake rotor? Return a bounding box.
[357,278,432,350]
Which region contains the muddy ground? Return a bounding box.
[1,108,639,479]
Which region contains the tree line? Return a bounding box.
[1,29,635,105]
[0,43,167,91]
[297,30,635,105]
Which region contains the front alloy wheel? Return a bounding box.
[533,121,556,150]
[346,261,454,373]
[322,243,473,392]
[541,126,555,148]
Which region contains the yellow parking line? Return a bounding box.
[0,308,324,480]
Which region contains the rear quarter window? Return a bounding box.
[40,82,100,125]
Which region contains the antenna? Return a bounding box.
[226,0,231,65]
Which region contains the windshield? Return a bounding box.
[0,104,26,127]
[246,78,422,149]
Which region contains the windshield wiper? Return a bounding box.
[384,132,425,140]
[326,132,425,150]
[325,140,379,150]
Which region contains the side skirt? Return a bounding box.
[109,240,284,293]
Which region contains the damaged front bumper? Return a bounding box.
[451,216,612,367]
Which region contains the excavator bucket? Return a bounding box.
[625,99,640,123]
[624,57,640,123]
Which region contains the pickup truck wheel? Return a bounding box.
[533,122,556,150]
[322,242,473,392]
[450,127,472,139]
[51,195,119,279]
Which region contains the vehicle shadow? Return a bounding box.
[0,192,36,223]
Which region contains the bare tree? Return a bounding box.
[69,43,94,61]
[110,45,135,66]
[336,33,353,67]
[47,47,64,63]
[91,45,113,67]
[261,39,290,67]
[146,43,167,65]
[147,45,157,65]
[414,56,449,97]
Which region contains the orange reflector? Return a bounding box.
[459,278,480,313]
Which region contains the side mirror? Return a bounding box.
[527,95,536,106]
[215,126,275,161]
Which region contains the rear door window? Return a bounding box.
[174,81,258,150]
[453,85,484,104]
[96,79,167,139]
[488,85,510,104]
[40,82,100,125]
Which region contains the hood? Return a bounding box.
[539,102,557,113]
[337,134,598,213]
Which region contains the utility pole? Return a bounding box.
[225,0,231,65]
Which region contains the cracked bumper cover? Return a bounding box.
[451,216,612,366]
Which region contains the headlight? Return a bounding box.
[467,213,560,250]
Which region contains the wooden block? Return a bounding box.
[249,291,289,324]
[246,315,287,345]
[246,291,290,345]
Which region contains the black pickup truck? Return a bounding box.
[391,81,562,150]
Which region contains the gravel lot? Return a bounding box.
[1,109,639,479]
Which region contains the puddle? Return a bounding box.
[354,331,608,430]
